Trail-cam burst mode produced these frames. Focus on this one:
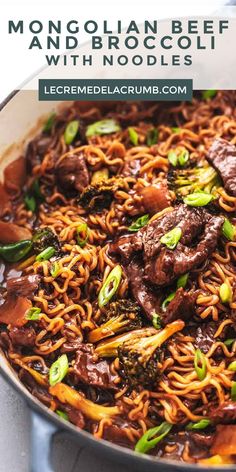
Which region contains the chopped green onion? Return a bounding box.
[178,149,189,167]
[98,265,122,309]
[43,113,56,133]
[172,127,181,133]
[225,338,236,347]
[184,192,214,207]
[64,120,79,145]
[168,150,178,167]
[50,261,60,278]
[128,214,149,232]
[177,273,189,289]
[25,307,41,321]
[147,128,158,146]
[0,240,32,263]
[162,292,176,311]
[24,195,36,213]
[222,218,235,241]
[194,349,207,381]
[202,90,217,100]
[160,227,182,250]
[219,281,232,304]
[86,119,121,137]
[76,223,89,248]
[56,410,69,421]
[231,381,236,401]
[152,313,162,330]
[228,361,236,371]
[91,168,109,185]
[49,354,69,387]
[128,127,139,146]
[36,246,55,262]
[186,419,211,431]
[135,422,172,454]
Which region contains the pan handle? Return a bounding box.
[30,411,58,472]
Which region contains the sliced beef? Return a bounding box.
[7,274,39,298]
[9,326,36,347]
[26,135,54,169]
[162,288,198,325]
[0,221,32,244]
[207,138,236,196]
[141,183,171,215]
[190,322,218,354]
[56,154,89,193]
[102,419,138,447]
[73,344,118,390]
[208,401,236,424]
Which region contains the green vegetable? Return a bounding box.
[219,282,232,304]
[183,192,214,207]
[152,313,162,330]
[225,338,236,347]
[177,273,189,289]
[228,361,236,371]
[25,307,41,321]
[50,261,60,278]
[178,149,189,167]
[222,218,235,241]
[135,422,172,454]
[172,127,181,133]
[76,223,89,248]
[56,410,69,421]
[43,113,56,133]
[162,292,175,311]
[0,240,32,263]
[186,419,211,431]
[98,265,122,309]
[160,227,182,250]
[64,120,79,145]
[147,128,158,146]
[128,214,149,232]
[49,354,69,387]
[24,195,36,213]
[194,349,207,381]
[91,168,109,185]
[231,381,236,401]
[24,178,44,213]
[202,90,217,100]
[168,150,178,167]
[86,119,121,138]
[128,127,139,146]
[36,246,55,262]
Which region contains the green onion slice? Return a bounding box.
[228,361,236,371]
[160,227,182,250]
[202,90,217,100]
[98,265,122,309]
[91,168,109,185]
[24,195,36,213]
[222,218,235,241]
[219,281,232,304]
[178,149,189,167]
[186,419,211,431]
[43,113,56,133]
[231,381,236,401]
[162,292,176,311]
[0,240,32,263]
[76,223,89,248]
[128,214,149,232]
[177,273,189,289]
[152,313,162,330]
[56,410,69,421]
[64,120,79,145]
[86,119,121,137]
[128,127,139,146]
[172,127,181,133]
[50,261,60,278]
[194,349,207,381]
[147,128,158,146]
[184,192,214,207]
[168,150,178,167]
[135,422,172,454]
[49,354,69,387]
[225,338,236,347]
[25,307,41,321]
[36,246,55,262]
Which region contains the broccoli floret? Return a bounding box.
[78,177,125,212]
[32,227,60,254]
[118,320,184,388]
[168,161,220,197]
[88,299,143,343]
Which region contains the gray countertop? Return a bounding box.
[0,375,132,472]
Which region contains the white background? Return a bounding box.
[0,0,231,103]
